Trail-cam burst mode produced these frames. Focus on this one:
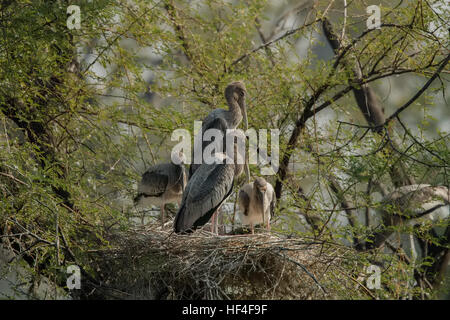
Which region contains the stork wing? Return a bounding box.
[174,163,234,233]
[189,114,228,178]
[238,187,250,216]
[138,163,180,197]
[202,109,228,130]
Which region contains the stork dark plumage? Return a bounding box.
[174,135,245,234]
[134,152,187,227]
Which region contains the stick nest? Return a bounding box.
[88,225,368,300]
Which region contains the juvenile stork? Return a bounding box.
[190,81,249,178]
[174,138,245,234]
[134,152,187,227]
[238,177,276,234]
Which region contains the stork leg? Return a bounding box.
[265,210,271,231]
[216,205,224,235]
[210,205,223,235]
[160,205,165,228]
[210,211,217,233]
[261,212,265,233]
[218,210,225,235]
[250,222,254,235]
[214,212,219,235]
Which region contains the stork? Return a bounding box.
[237,177,276,234]
[134,151,187,227]
[174,137,245,234]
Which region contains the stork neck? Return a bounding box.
[226,97,242,127]
[234,162,244,176]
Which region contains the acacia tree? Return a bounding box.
[0,0,448,299]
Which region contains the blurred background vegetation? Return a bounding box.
[0,0,448,299]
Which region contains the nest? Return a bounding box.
[87,225,368,300]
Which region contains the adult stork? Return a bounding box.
[134,151,187,227]
[190,81,249,180]
[174,137,245,234]
[237,177,276,234]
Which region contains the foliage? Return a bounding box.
[0,0,448,299]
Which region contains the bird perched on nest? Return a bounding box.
[190,81,249,179]
[238,177,276,234]
[174,137,245,234]
[134,151,187,227]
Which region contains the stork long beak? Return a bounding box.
[256,187,266,228]
[241,97,248,129]
[242,101,251,184]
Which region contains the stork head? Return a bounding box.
[225,81,248,128]
[225,81,246,102]
[254,177,268,193]
[171,150,187,165]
